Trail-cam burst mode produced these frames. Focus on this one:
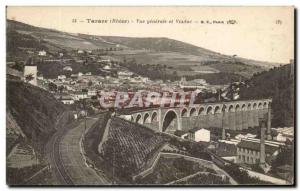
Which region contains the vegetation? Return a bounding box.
[100,117,165,181]
[240,64,294,127]
[270,147,294,174]
[7,164,47,185]
[174,173,229,185]
[6,80,70,155]
[223,163,272,185]
[120,58,246,84]
[6,30,47,54]
[136,156,216,184]
[120,58,179,82]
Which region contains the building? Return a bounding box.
[190,128,210,142]
[179,77,208,89]
[103,65,111,70]
[24,58,37,86]
[236,140,279,165]
[58,75,66,81]
[77,50,84,54]
[63,66,73,72]
[72,92,88,101]
[88,90,97,97]
[274,127,294,142]
[60,95,74,105]
[38,50,47,56]
[175,128,211,142]
[216,142,238,163]
[118,71,133,79]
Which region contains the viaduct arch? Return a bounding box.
[119,99,272,137]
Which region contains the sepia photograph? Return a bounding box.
[5,6,295,186]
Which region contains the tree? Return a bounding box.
[271,129,278,140]
[12,61,24,72]
[25,74,34,83]
[58,86,64,93]
[48,82,57,92]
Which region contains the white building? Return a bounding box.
[38,50,47,56]
[61,98,74,105]
[103,65,111,70]
[88,90,97,96]
[78,50,84,54]
[72,92,88,101]
[118,71,133,79]
[274,127,294,142]
[24,65,37,86]
[189,128,210,142]
[63,66,73,72]
[58,75,66,81]
[235,133,257,140]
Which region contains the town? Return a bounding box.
[6,15,294,186]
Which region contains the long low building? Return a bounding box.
[236,140,280,165]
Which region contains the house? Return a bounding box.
[88,90,97,96]
[189,128,211,142]
[77,50,84,54]
[71,74,78,79]
[274,127,294,142]
[58,75,66,81]
[118,71,133,79]
[235,133,257,140]
[61,96,74,105]
[72,91,88,101]
[103,65,111,70]
[38,50,47,56]
[63,66,73,72]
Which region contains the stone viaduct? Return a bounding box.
[118,98,272,138]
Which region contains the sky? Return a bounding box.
[7,6,294,64]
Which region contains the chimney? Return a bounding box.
[221,104,226,140]
[267,104,272,140]
[259,119,266,164]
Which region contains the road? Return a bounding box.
[46,112,111,185]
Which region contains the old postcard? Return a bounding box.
[6,6,295,186]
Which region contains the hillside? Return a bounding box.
[6,80,70,153]
[239,64,294,127]
[99,117,165,181]
[6,19,280,80]
[100,36,279,68]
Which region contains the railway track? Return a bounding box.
[47,111,110,185]
[51,127,74,185]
